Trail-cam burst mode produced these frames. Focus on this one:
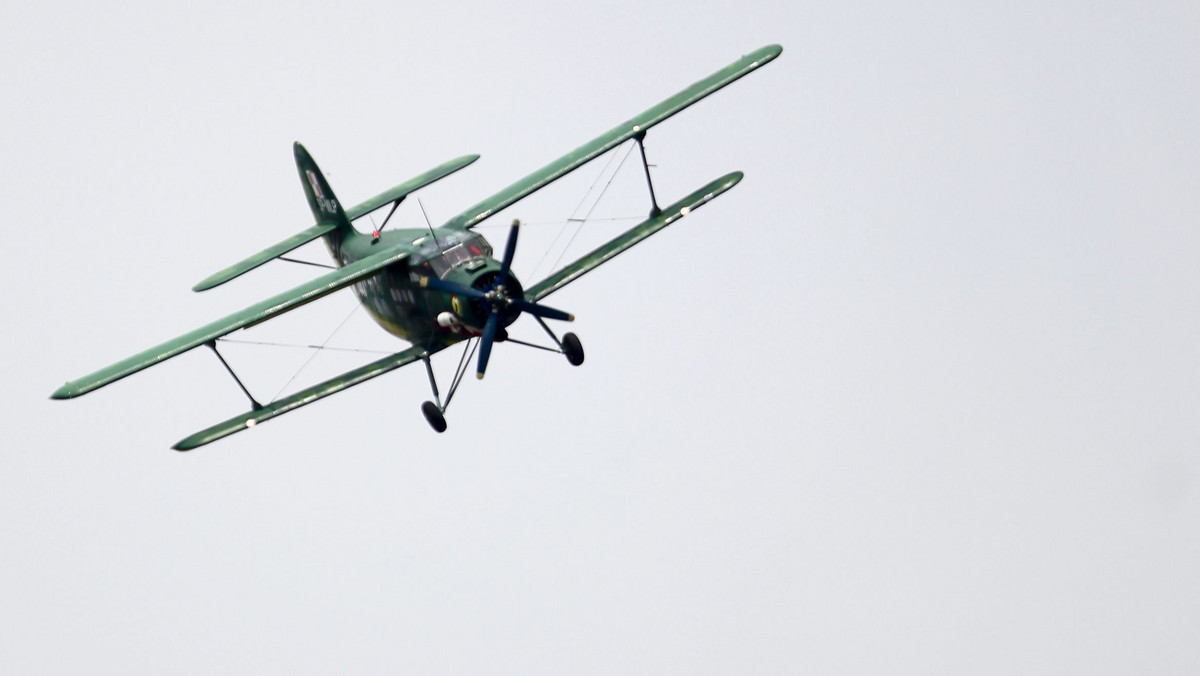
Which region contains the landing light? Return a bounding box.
[680,206,691,216]
[246,419,256,428]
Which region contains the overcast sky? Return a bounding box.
[3,1,1199,674]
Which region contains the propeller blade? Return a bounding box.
[496,219,520,289]
[419,275,489,301]
[511,299,574,322]
[476,313,499,379]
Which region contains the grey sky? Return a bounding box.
[3,1,1199,673]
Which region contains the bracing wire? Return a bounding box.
[547,141,639,273]
[216,338,393,356]
[527,142,636,280]
[442,338,479,410]
[475,216,642,228]
[267,304,364,403]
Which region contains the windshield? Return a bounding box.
[415,232,492,277]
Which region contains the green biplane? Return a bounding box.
[51,44,783,450]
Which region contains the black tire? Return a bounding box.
[562,332,585,366]
[421,401,447,433]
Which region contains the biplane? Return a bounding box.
[51,44,783,450]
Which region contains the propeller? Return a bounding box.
[419,219,573,379]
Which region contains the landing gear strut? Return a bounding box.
[419,341,477,433]
[530,317,585,367]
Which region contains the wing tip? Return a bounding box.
[756,44,783,58]
[746,44,783,69]
[191,276,221,293]
[173,420,247,451]
[50,382,79,400]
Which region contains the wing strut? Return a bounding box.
[633,131,662,218]
[206,341,263,410]
[370,197,404,244]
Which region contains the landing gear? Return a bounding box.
[531,317,585,367]
[421,401,447,433]
[562,332,585,366]
[416,316,582,434]
[418,340,480,433]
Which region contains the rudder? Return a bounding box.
[294,142,355,255]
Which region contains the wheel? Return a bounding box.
[421,401,447,433]
[562,332,585,366]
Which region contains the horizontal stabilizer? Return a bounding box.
[173,344,439,450]
[524,171,743,302]
[51,247,410,399]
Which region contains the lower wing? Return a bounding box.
[524,172,743,303]
[173,344,441,450]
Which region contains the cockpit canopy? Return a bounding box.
[411,231,493,277]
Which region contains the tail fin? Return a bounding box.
[294,142,355,254]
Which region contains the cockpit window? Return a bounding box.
[413,231,493,277]
[442,243,473,268]
[434,234,491,277]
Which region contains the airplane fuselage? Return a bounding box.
[330,227,516,349]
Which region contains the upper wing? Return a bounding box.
[173,344,442,450]
[441,44,782,231]
[51,246,410,399]
[524,172,743,303]
[191,222,339,292]
[192,154,479,292]
[344,154,480,222]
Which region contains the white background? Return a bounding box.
[3,1,1199,673]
